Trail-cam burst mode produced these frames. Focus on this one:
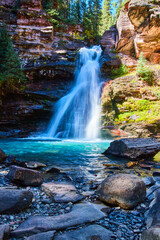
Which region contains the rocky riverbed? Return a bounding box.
[0,138,160,240]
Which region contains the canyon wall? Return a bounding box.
[101,0,160,64]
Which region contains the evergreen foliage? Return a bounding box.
[100,0,112,35]
[136,52,154,85]
[0,24,25,91]
[111,64,129,78]
[42,0,102,42]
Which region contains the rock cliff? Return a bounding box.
[101,0,160,64]
[0,0,86,137]
[117,0,160,63]
[101,67,160,138]
[0,0,85,80]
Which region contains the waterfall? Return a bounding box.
[47,46,102,139]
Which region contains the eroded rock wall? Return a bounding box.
[117,0,160,63]
[101,0,160,64]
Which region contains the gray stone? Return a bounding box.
[11,203,106,238]
[97,174,146,209]
[146,185,160,201]
[0,224,10,240]
[103,138,160,160]
[7,165,43,186]
[141,227,160,240]
[41,182,83,203]
[25,231,56,240]
[145,189,160,228]
[25,162,46,169]
[142,177,155,187]
[0,188,33,214]
[54,225,113,240]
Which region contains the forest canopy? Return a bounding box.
[42,0,126,41]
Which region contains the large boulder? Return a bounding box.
[97,174,146,209]
[0,149,7,163]
[0,188,33,214]
[104,138,160,160]
[41,182,83,203]
[7,165,43,186]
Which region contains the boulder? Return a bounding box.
[7,165,43,186]
[41,182,83,203]
[97,174,146,209]
[11,203,106,238]
[0,188,33,214]
[0,149,7,163]
[54,225,113,240]
[103,138,160,160]
[0,224,10,240]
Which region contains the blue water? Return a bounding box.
[0,139,115,180]
[0,139,156,180]
[0,139,110,165]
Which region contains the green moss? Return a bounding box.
[115,100,160,124]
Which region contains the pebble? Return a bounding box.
[0,163,149,240]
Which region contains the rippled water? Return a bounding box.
[0,139,115,181]
[0,139,158,182]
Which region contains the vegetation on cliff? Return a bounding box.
[101,64,160,138]
[0,24,25,92]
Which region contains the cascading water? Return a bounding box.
[47,46,102,139]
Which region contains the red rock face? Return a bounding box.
[116,0,160,63]
[0,0,53,60]
[0,0,16,7]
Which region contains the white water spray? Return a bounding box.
[47,46,102,139]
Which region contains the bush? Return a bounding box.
[111,64,129,78]
[136,52,154,85]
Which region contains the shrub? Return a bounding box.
[111,64,129,78]
[136,52,154,85]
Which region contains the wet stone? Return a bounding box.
[41,182,84,203]
[7,165,43,186]
[11,203,106,238]
[0,188,33,214]
[25,162,46,170]
[0,224,10,240]
[54,225,113,240]
[142,177,155,187]
[25,231,56,240]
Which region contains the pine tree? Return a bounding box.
[136,52,153,85]
[100,0,112,35]
[0,24,25,88]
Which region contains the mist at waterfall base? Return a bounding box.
[45,46,103,140]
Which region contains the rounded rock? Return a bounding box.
[97,174,146,209]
